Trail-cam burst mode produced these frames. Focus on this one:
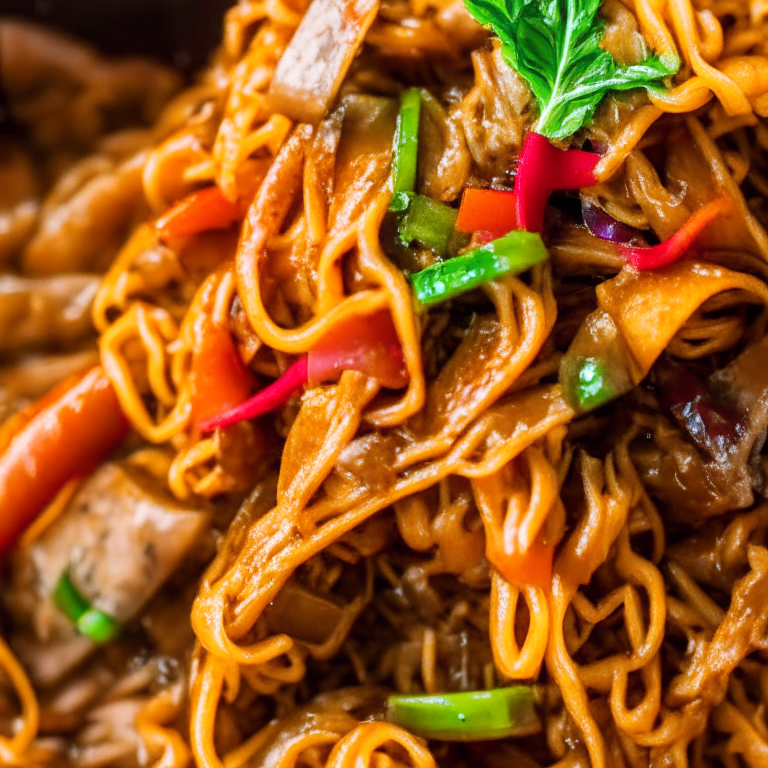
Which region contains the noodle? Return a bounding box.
[4,1,768,767]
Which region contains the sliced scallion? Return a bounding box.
[53,572,89,623]
[389,88,421,212]
[53,571,120,645]
[77,609,121,645]
[573,357,615,411]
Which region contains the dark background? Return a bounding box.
[0,0,234,72]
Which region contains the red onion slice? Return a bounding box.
[582,201,647,246]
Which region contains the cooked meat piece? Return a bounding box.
[710,334,768,456]
[635,336,768,524]
[633,419,754,523]
[33,462,209,621]
[4,462,208,685]
[0,274,99,353]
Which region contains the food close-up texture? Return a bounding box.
[3,0,768,766]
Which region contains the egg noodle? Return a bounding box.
[3,1,768,767]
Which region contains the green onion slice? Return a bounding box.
[573,357,615,411]
[411,230,548,307]
[386,687,541,741]
[399,194,458,256]
[77,609,121,645]
[53,571,120,645]
[389,88,421,212]
[53,572,90,623]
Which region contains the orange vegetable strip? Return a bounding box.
[455,188,518,240]
[155,187,242,239]
[190,322,253,430]
[0,367,129,554]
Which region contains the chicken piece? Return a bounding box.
[5,462,208,685]
[0,274,99,353]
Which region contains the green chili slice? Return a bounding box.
[386,687,541,741]
[389,88,421,212]
[53,572,90,623]
[411,230,548,307]
[399,194,458,256]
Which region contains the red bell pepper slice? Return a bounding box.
[190,321,252,430]
[455,188,518,240]
[199,311,408,433]
[199,357,309,433]
[0,367,129,553]
[514,132,600,234]
[155,187,242,240]
[307,309,408,389]
[621,197,731,270]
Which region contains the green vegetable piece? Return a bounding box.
[389,88,422,212]
[77,609,120,645]
[386,687,541,741]
[399,194,458,256]
[575,357,615,411]
[463,0,679,140]
[411,230,547,306]
[53,572,89,623]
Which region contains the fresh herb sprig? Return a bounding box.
[464,0,679,140]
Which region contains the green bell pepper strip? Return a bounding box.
[386,686,541,741]
[411,230,548,307]
[389,88,421,212]
[399,194,458,256]
[53,571,120,645]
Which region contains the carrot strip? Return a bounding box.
[0,367,129,553]
[156,187,242,239]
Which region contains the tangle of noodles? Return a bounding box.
[4,1,768,767]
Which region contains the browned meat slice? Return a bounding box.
[635,336,768,524]
[4,462,208,685]
[633,419,754,523]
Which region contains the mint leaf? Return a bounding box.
[464,0,678,140]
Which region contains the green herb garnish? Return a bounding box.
[463,0,679,140]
